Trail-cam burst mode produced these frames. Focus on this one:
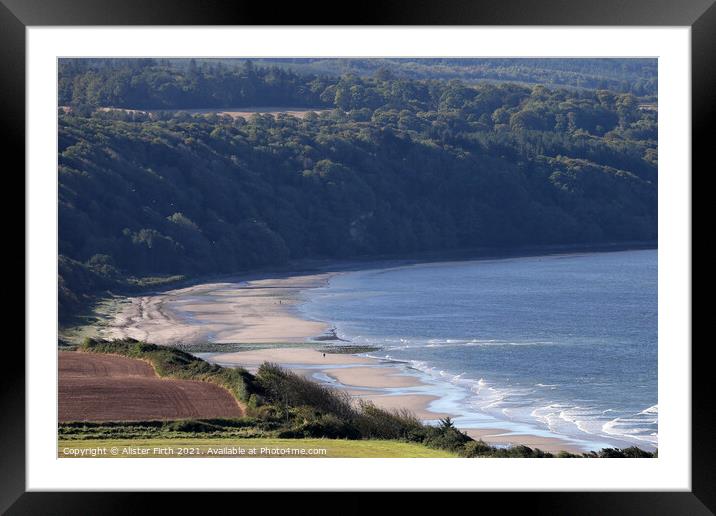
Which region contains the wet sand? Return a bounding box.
[210,347,373,366]
[205,348,449,419]
[202,347,585,453]
[93,267,595,454]
[352,394,452,420]
[98,273,332,346]
[323,366,424,388]
[463,428,585,455]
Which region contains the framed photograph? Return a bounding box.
[6,0,710,511]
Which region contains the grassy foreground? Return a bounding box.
[59,438,457,458]
[67,339,656,458]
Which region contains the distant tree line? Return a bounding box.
[58,60,657,320]
[59,58,333,110]
[204,57,658,97]
[59,58,658,111]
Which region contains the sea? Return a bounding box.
[298,249,658,451]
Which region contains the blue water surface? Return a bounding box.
[299,250,658,449]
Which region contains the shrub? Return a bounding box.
[73,341,657,459]
[597,446,654,458]
[557,450,580,458]
[423,425,472,453]
[256,362,356,420]
[279,414,360,439]
[488,445,554,458]
[462,439,493,457]
[354,401,424,440]
[166,420,222,433]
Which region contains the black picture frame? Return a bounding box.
[4,0,709,512]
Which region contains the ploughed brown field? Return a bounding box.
[59,352,243,422]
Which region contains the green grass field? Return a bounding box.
[58,438,458,458]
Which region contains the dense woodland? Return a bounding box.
[249,58,659,97]
[58,59,657,320]
[59,58,658,107]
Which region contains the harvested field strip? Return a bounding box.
[59,352,243,422]
[60,351,155,378]
[79,339,252,405]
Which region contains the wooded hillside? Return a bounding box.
[58,59,657,320]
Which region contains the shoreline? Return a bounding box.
[203,348,596,454]
[94,272,335,346]
[74,242,657,346]
[64,240,657,324]
[75,247,656,454]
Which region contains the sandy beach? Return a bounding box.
[463,428,585,455]
[210,348,374,366]
[208,348,455,420]
[323,366,424,388]
[98,272,332,346]
[202,347,585,453]
[91,268,604,454]
[351,394,452,420]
